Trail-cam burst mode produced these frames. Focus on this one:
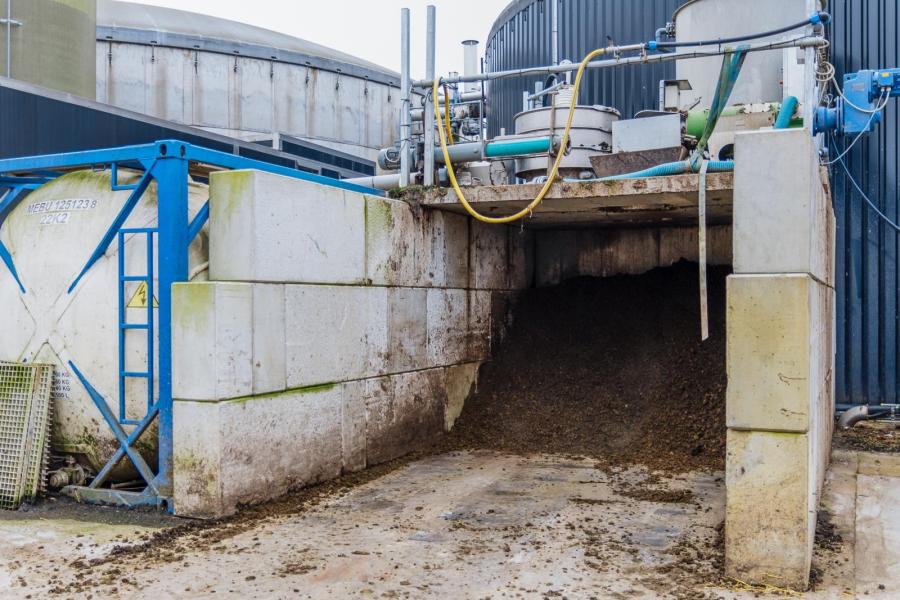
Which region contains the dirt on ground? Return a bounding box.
[437,260,729,474]
[52,455,421,595]
[834,420,900,453]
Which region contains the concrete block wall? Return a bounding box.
[532,225,732,287]
[725,128,836,590]
[172,171,525,518]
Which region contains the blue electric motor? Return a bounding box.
[815,68,900,135]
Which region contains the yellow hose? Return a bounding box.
[442,84,455,144]
[433,48,607,224]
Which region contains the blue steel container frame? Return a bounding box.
[0,140,384,511]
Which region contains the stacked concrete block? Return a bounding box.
[208,170,366,284]
[725,128,836,590]
[174,383,345,518]
[172,170,527,517]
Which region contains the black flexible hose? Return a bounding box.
[653,11,830,50]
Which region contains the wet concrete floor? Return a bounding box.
[1,449,898,599]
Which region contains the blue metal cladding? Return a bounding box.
[485,0,682,137]
[828,0,900,406]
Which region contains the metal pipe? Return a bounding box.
[5,0,10,78]
[344,173,402,191]
[412,36,827,88]
[433,135,559,164]
[527,80,567,102]
[837,405,870,429]
[423,5,436,187]
[551,0,559,65]
[463,40,479,94]
[479,57,486,161]
[410,91,484,122]
[399,8,411,188]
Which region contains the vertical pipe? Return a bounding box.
[400,8,411,187]
[550,0,559,66]
[423,5,436,187]
[5,0,11,77]
[479,56,486,161]
[462,40,479,94]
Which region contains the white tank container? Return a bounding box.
[0,170,208,479]
[513,93,619,180]
[673,0,817,109]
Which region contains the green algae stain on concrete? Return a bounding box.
[367,198,396,234]
[174,452,221,513]
[173,283,213,334]
[225,382,339,407]
[213,170,254,223]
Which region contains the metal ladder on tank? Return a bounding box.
[117,227,157,426]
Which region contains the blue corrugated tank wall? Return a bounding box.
[486,0,900,407]
[484,0,682,137]
[829,0,900,406]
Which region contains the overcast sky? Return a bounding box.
[131,1,511,77]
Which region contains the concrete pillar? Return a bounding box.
[726,128,836,590]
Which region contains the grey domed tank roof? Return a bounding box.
[97,0,399,85]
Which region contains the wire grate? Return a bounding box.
[0,362,53,510]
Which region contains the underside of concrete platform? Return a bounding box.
[417,172,734,228]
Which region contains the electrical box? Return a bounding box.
[612,113,682,154]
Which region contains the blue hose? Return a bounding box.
[598,160,735,181]
[566,160,734,183]
[775,96,799,129]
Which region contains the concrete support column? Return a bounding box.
[725,128,836,590]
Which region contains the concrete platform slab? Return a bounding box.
[417,173,734,228]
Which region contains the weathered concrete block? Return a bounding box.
[444,363,479,431]
[251,284,286,395]
[534,230,578,287]
[490,291,517,354]
[172,400,223,518]
[220,386,343,513]
[341,380,367,473]
[575,229,659,278]
[362,376,395,465]
[659,225,733,267]
[725,429,815,589]
[285,285,388,387]
[733,129,832,285]
[366,197,417,287]
[727,274,830,433]
[386,287,427,373]
[172,282,253,401]
[173,384,345,518]
[469,220,509,290]
[468,290,492,362]
[508,228,534,290]
[365,370,445,465]
[426,288,468,367]
[209,170,366,284]
[417,209,469,288]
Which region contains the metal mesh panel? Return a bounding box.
[0,362,53,510]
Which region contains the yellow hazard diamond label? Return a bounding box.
[127,281,159,308]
